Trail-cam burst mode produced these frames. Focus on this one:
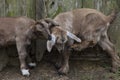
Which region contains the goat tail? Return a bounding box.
[107,10,117,23]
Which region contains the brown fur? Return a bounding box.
[0,16,52,76]
[45,8,120,74]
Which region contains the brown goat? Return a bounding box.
[0,16,58,76]
[40,8,120,74]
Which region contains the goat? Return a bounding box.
[39,8,120,74]
[0,16,58,76]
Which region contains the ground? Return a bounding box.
[0,47,120,80]
[0,59,120,80]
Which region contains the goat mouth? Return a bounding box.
[56,43,65,53]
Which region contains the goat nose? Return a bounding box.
[61,38,66,43]
[62,39,64,42]
[48,35,52,40]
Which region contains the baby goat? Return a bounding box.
[39,8,120,74]
[0,16,58,76]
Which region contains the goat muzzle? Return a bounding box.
[48,35,52,40]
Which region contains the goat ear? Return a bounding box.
[66,31,81,43]
[47,34,56,52]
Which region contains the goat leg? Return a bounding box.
[16,37,30,76]
[27,40,37,68]
[98,37,120,73]
[58,50,70,75]
[71,41,90,51]
[55,54,62,69]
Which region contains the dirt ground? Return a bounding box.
[0,59,120,80]
[0,47,120,80]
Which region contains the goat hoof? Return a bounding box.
[71,45,81,51]
[58,69,67,75]
[21,69,30,76]
[71,45,78,49]
[58,66,69,75]
[28,62,36,69]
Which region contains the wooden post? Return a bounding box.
[0,0,6,17]
[36,0,45,20]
